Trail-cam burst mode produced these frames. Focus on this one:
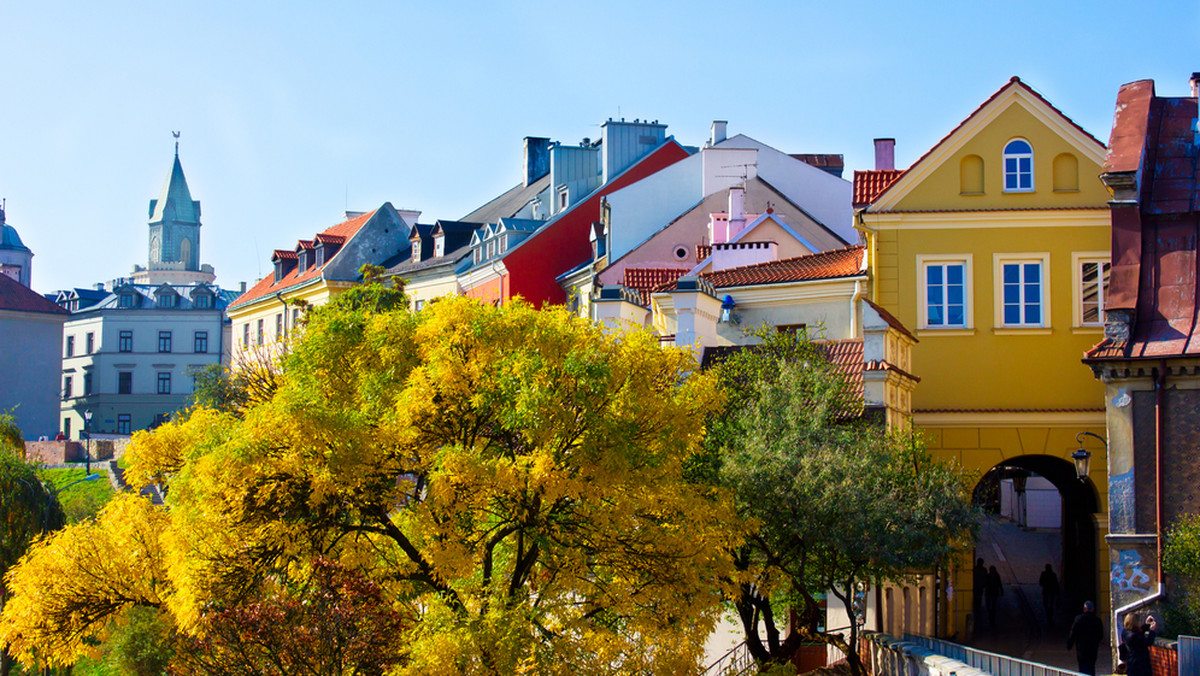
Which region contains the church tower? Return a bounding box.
[131,136,215,285]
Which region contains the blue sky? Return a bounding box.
[3,1,1197,293]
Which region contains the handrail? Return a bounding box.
[705,640,756,675]
[904,633,1086,676]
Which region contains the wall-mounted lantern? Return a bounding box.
[1072,431,1105,481]
[720,295,736,323]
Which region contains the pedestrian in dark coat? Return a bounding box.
[1066,600,1104,675]
[1039,563,1060,627]
[973,558,986,619]
[984,565,1003,627]
[1120,612,1157,676]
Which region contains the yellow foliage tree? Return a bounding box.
[1,291,737,675]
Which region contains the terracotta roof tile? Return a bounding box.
[0,274,69,315]
[853,169,904,206]
[863,298,917,342]
[316,233,346,245]
[696,244,712,262]
[622,267,689,305]
[231,209,377,308]
[683,245,866,291]
[297,239,315,250]
[272,249,297,261]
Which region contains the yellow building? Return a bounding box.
[856,78,1112,639]
[226,205,414,364]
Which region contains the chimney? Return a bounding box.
[873,138,896,171]
[239,281,247,293]
[1191,72,1200,98]
[524,137,551,186]
[710,120,728,146]
[728,186,746,238]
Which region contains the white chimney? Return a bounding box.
[728,186,746,239]
[711,120,728,146]
[874,138,896,171]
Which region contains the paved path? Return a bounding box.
[970,515,1113,674]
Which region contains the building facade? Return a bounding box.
[55,148,236,437]
[857,77,1113,638]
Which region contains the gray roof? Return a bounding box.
[459,174,550,223]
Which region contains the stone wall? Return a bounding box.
[23,438,127,464]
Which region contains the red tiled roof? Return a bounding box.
[853,169,904,205]
[0,273,69,315]
[825,338,865,397]
[272,249,297,261]
[316,233,345,245]
[297,239,315,250]
[862,298,917,342]
[623,267,689,305]
[231,210,377,308]
[666,245,866,291]
[696,244,712,262]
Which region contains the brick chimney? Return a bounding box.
[874,138,896,171]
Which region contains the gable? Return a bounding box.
[873,81,1108,213]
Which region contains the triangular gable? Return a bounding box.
[730,212,819,253]
[869,77,1107,213]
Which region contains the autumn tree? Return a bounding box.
[706,329,977,674]
[0,416,65,676]
[2,289,736,675]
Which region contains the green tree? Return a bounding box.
[707,329,977,675]
[1,419,65,676]
[1163,514,1200,637]
[2,289,736,675]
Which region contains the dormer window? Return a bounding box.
[194,294,211,309]
[486,239,495,259]
[557,187,569,212]
[297,250,308,274]
[434,236,445,257]
[156,291,177,308]
[474,247,482,265]
[274,261,285,283]
[413,246,420,263]
[315,246,325,267]
[119,292,135,309]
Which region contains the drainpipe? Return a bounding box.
[850,279,865,339]
[1112,362,1169,644]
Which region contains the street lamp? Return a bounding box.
[83,408,93,475]
[1072,431,1105,481]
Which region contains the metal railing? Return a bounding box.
[705,641,756,675]
[904,634,1085,676]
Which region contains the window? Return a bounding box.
[119,293,134,308]
[1074,253,1111,327]
[86,332,95,354]
[194,294,211,309]
[157,372,172,395]
[83,373,93,396]
[474,247,482,264]
[194,331,208,353]
[158,331,172,353]
[276,313,283,339]
[119,330,133,352]
[315,247,325,266]
[292,308,300,329]
[415,299,426,312]
[117,414,131,435]
[243,323,250,349]
[66,335,75,357]
[412,246,420,263]
[157,292,176,308]
[994,253,1051,328]
[920,258,970,329]
[118,371,133,394]
[558,187,569,211]
[434,236,445,257]
[63,418,71,439]
[486,240,495,258]
[1003,139,1034,192]
[256,319,264,346]
[63,376,72,400]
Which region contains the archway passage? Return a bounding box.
[969,455,1101,669]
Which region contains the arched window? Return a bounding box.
[180,237,192,265]
[960,154,984,194]
[1053,153,1079,192]
[1003,139,1034,192]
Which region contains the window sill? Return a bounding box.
[992,327,1052,335]
[916,328,976,336]
[959,191,985,196]
[1002,189,1035,194]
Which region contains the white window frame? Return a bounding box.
[434,236,445,257]
[917,254,974,330]
[557,187,569,211]
[993,252,1051,328]
[1003,138,1035,193]
[1072,251,1111,328]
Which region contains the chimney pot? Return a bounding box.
[873,138,896,171]
[1190,72,1200,98]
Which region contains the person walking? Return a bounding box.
[1066,600,1104,675]
[985,565,1003,628]
[1039,563,1060,627]
[973,558,987,622]
[1120,612,1157,676]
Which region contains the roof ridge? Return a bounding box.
[701,243,866,277]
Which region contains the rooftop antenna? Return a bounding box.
[172,130,181,156]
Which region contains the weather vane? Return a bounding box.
[172,130,181,156]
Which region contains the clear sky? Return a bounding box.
[3,1,1197,294]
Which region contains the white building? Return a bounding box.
[55,146,237,437]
